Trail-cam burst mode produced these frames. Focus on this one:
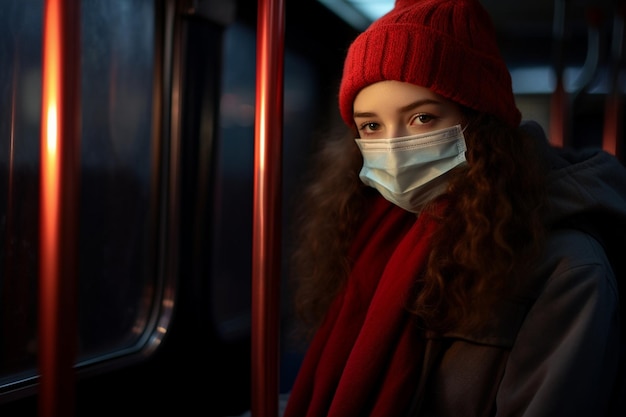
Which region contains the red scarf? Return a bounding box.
[284,196,440,417]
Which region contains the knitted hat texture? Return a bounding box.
[338,0,521,127]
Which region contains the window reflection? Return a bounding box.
[0,0,158,389]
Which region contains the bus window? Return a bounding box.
[0,0,167,395]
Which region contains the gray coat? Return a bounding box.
[414,122,626,417]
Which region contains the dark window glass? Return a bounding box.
[0,0,159,391]
[214,21,318,393]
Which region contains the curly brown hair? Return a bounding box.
[288,113,548,340]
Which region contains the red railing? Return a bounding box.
[251,0,285,416]
[39,0,81,416]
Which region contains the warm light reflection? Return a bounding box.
[40,0,79,415]
[41,0,60,294]
[41,0,61,294]
[47,105,58,153]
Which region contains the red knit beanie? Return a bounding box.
[338,0,521,127]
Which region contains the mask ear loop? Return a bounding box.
[457,105,478,135]
[456,122,471,168]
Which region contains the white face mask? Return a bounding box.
[355,124,467,213]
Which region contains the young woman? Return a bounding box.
[283,0,626,416]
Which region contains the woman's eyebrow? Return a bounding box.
[398,98,442,113]
[352,111,377,119]
[353,98,442,119]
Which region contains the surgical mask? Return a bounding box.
[355,124,467,213]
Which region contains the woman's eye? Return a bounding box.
[412,113,434,125]
[359,122,380,132]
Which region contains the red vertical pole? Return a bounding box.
[251,0,285,415]
[550,82,566,148]
[603,2,625,160]
[39,0,81,416]
[603,93,623,159]
[550,0,567,148]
